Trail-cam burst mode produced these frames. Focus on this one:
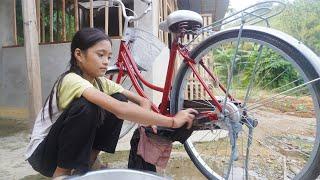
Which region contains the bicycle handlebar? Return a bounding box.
[110,0,152,23]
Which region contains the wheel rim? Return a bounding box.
[174,32,320,179]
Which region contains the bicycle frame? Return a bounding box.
[104,1,320,179]
[107,0,284,120]
[114,35,237,118]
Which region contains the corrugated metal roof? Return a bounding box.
[177,0,229,21]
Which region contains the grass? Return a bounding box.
[227,88,315,118]
[99,150,130,164]
[20,174,49,180]
[2,89,316,179]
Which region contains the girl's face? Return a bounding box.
[76,40,112,81]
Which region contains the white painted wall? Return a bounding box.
[0,0,170,119]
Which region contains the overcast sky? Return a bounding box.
[229,0,260,10]
[229,0,295,11]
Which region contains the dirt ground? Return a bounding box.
[0,118,206,180]
[0,105,318,179]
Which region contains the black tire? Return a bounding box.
[170,26,320,179]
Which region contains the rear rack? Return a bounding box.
[181,1,286,48]
[200,1,286,34]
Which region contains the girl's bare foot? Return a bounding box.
[91,157,109,170]
[53,166,71,179]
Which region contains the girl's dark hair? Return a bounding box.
[42,28,112,122]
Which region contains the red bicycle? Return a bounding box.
[104,0,320,179]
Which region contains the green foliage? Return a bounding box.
[212,43,302,91]
[271,0,320,55]
[211,0,319,91]
[16,0,24,45]
[253,50,301,90]
[15,0,76,45]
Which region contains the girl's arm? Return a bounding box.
[82,87,196,128]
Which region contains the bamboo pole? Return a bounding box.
[56,0,60,40]
[68,8,71,40]
[62,0,66,41]
[13,0,18,45]
[49,0,53,42]
[90,0,93,28]
[104,1,109,34]
[166,0,172,13]
[74,0,79,31]
[41,9,45,43]
[22,0,42,126]
[36,0,41,42]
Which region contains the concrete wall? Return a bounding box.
[0,40,123,119]
[0,0,23,119]
[0,0,15,105]
[0,0,15,47]
[0,44,70,119]
[0,0,169,119]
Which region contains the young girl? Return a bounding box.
[25,28,196,178]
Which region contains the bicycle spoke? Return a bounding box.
[222,25,245,114]
[251,59,275,90]
[242,45,264,107]
[269,78,303,93]
[241,114,314,157]
[176,28,320,179]
[192,130,226,158]
[265,135,310,157]
[247,78,320,110]
[260,68,289,90]
[186,99,215,108]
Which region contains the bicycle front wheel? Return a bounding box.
[170,26,320,179]
[106,70,143,138]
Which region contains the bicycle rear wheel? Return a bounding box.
[105,70,143,138]
[170,26,320,179]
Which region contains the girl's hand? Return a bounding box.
[172,108,198,129]
[140,98,158,133]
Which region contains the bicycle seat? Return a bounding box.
[159,10,203,34]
